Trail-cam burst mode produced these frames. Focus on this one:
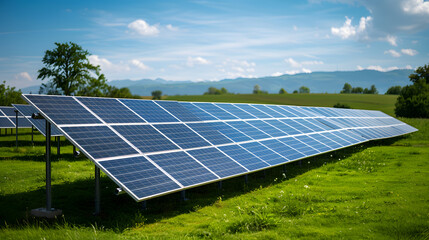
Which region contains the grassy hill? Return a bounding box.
[166,93,399,116]
[1,94,428,239]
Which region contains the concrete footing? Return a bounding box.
[31,208,62,218]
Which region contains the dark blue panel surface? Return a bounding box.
[25,95,101,125]
[11,105,35,116]
[156,101,201,122]
[120,99,179,123]
[320,132,351,146]
[149,151,218,186]
[314,118,342,129]
[0,107,17,116]
[179,102,218,121]
[187,147,247,177]
[264,120,301,135]
[251,105,285,118]
[280,119,313,133]
[154,124,210,149]
[304,118,333,131]
[187,122,232,145]
[281,106,309,117]
[260,139,305,161]
[240,142,288,166]
[194,103,238,120]
[235,104,271,118]
[62,126,138,159]
[279,137,319,156]
[11,117,33,128]
[210,122,252,142]
[77,97,145,123]
[336,129,366,143]
[218,145,269,170]
[247,120,287,137]
[227,121,270,140]
[216,103,256,119]
[99,157,180,199]
[309,133,343,149]
[0,118,15,128]
[13,104,62,135]
[293,119,325,132]
[113,125,179,153]
[267,105,297,117]
[295,135,331,153]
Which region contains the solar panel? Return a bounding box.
[0,106,32,128]
[13,104,62,136]
[23,94,417,202]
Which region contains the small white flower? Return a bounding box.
[304,185,309,189]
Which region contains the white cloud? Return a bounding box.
[16,72,32,81]
[89,55,130,72]
[293,25,298,31]
[217,59,257,79]
[128,19,159,36]
[284,58,301,68]
[187,56,210,67]
[386,35,398,46]
[301,60,324,65]
[357,65,413,72]
[302,68,312,73]
[331,16,371,40]
[401,48,418,56]
[131,59,150,70]
[271,72,284,77]
[402,0,429,14]
[166,24,178,31]
[384,49,401,57]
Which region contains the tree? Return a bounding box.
[37,42,108,96]
[363,84,378,94]
[253,85,261,94]
[220,87,228,94]
[341,83,352,93]
[299,86,310,93]
[351,87,363,94]
[293,90,298,94]
[333,102,351,108]
[151,90,162,100]
[385,86,402,95]
[106,86,140,99]
[395,64,429,118]
[279,88,287,94]
[204,87,221,95]
[0,81,25,105]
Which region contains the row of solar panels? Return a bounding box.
[0,105,62,136]
[22,95,417,201]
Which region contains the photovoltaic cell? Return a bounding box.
[279,137,319,156]
[226,121,270,140]
[179,102,218,121]
[154,124,211,149]
[120,99,179,123]
[260,139,305,161]
[99,156,180,199]
[23,95,101,125]
[246,120,286,137]
[267,105,297,117]
[218,145,269,171]
[113,125,179,153]
[252,105,285,118]
[188,147,247,177]
[77,97,145,123]
[0,118,14,128]
[194,102,238,120]
[209,122,252,142]
[295,135,331,152]
[215,103,256,119]
[156,101,201,122]
[235,104,271,118]
[148,151,218,186]
[240,141,288,166]
[187,122,233,145]
[280,119,313,133]
[264,120,301,135]
[61,126,138,159]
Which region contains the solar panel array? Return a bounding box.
[0,106,32,129]
[23,94,417,201]
[12,104,62,136]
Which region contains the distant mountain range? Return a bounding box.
[21,69,413,96]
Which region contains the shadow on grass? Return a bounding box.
[0,135,406,231]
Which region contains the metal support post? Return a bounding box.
[218,181,222,191]
[283,165,287,178]
[31,126,34,145]
[141,201,147,211]
[180,190,188,201]
[57,136,60,158]
[299,160,302,167]
[46,120,52,211]
[15,110,18,148]
[263,170,266,178]
[95,166,100,215]
[244,174,248,185]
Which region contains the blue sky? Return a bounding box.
[1,0,429,89]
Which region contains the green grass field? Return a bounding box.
[1,94,428,239]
